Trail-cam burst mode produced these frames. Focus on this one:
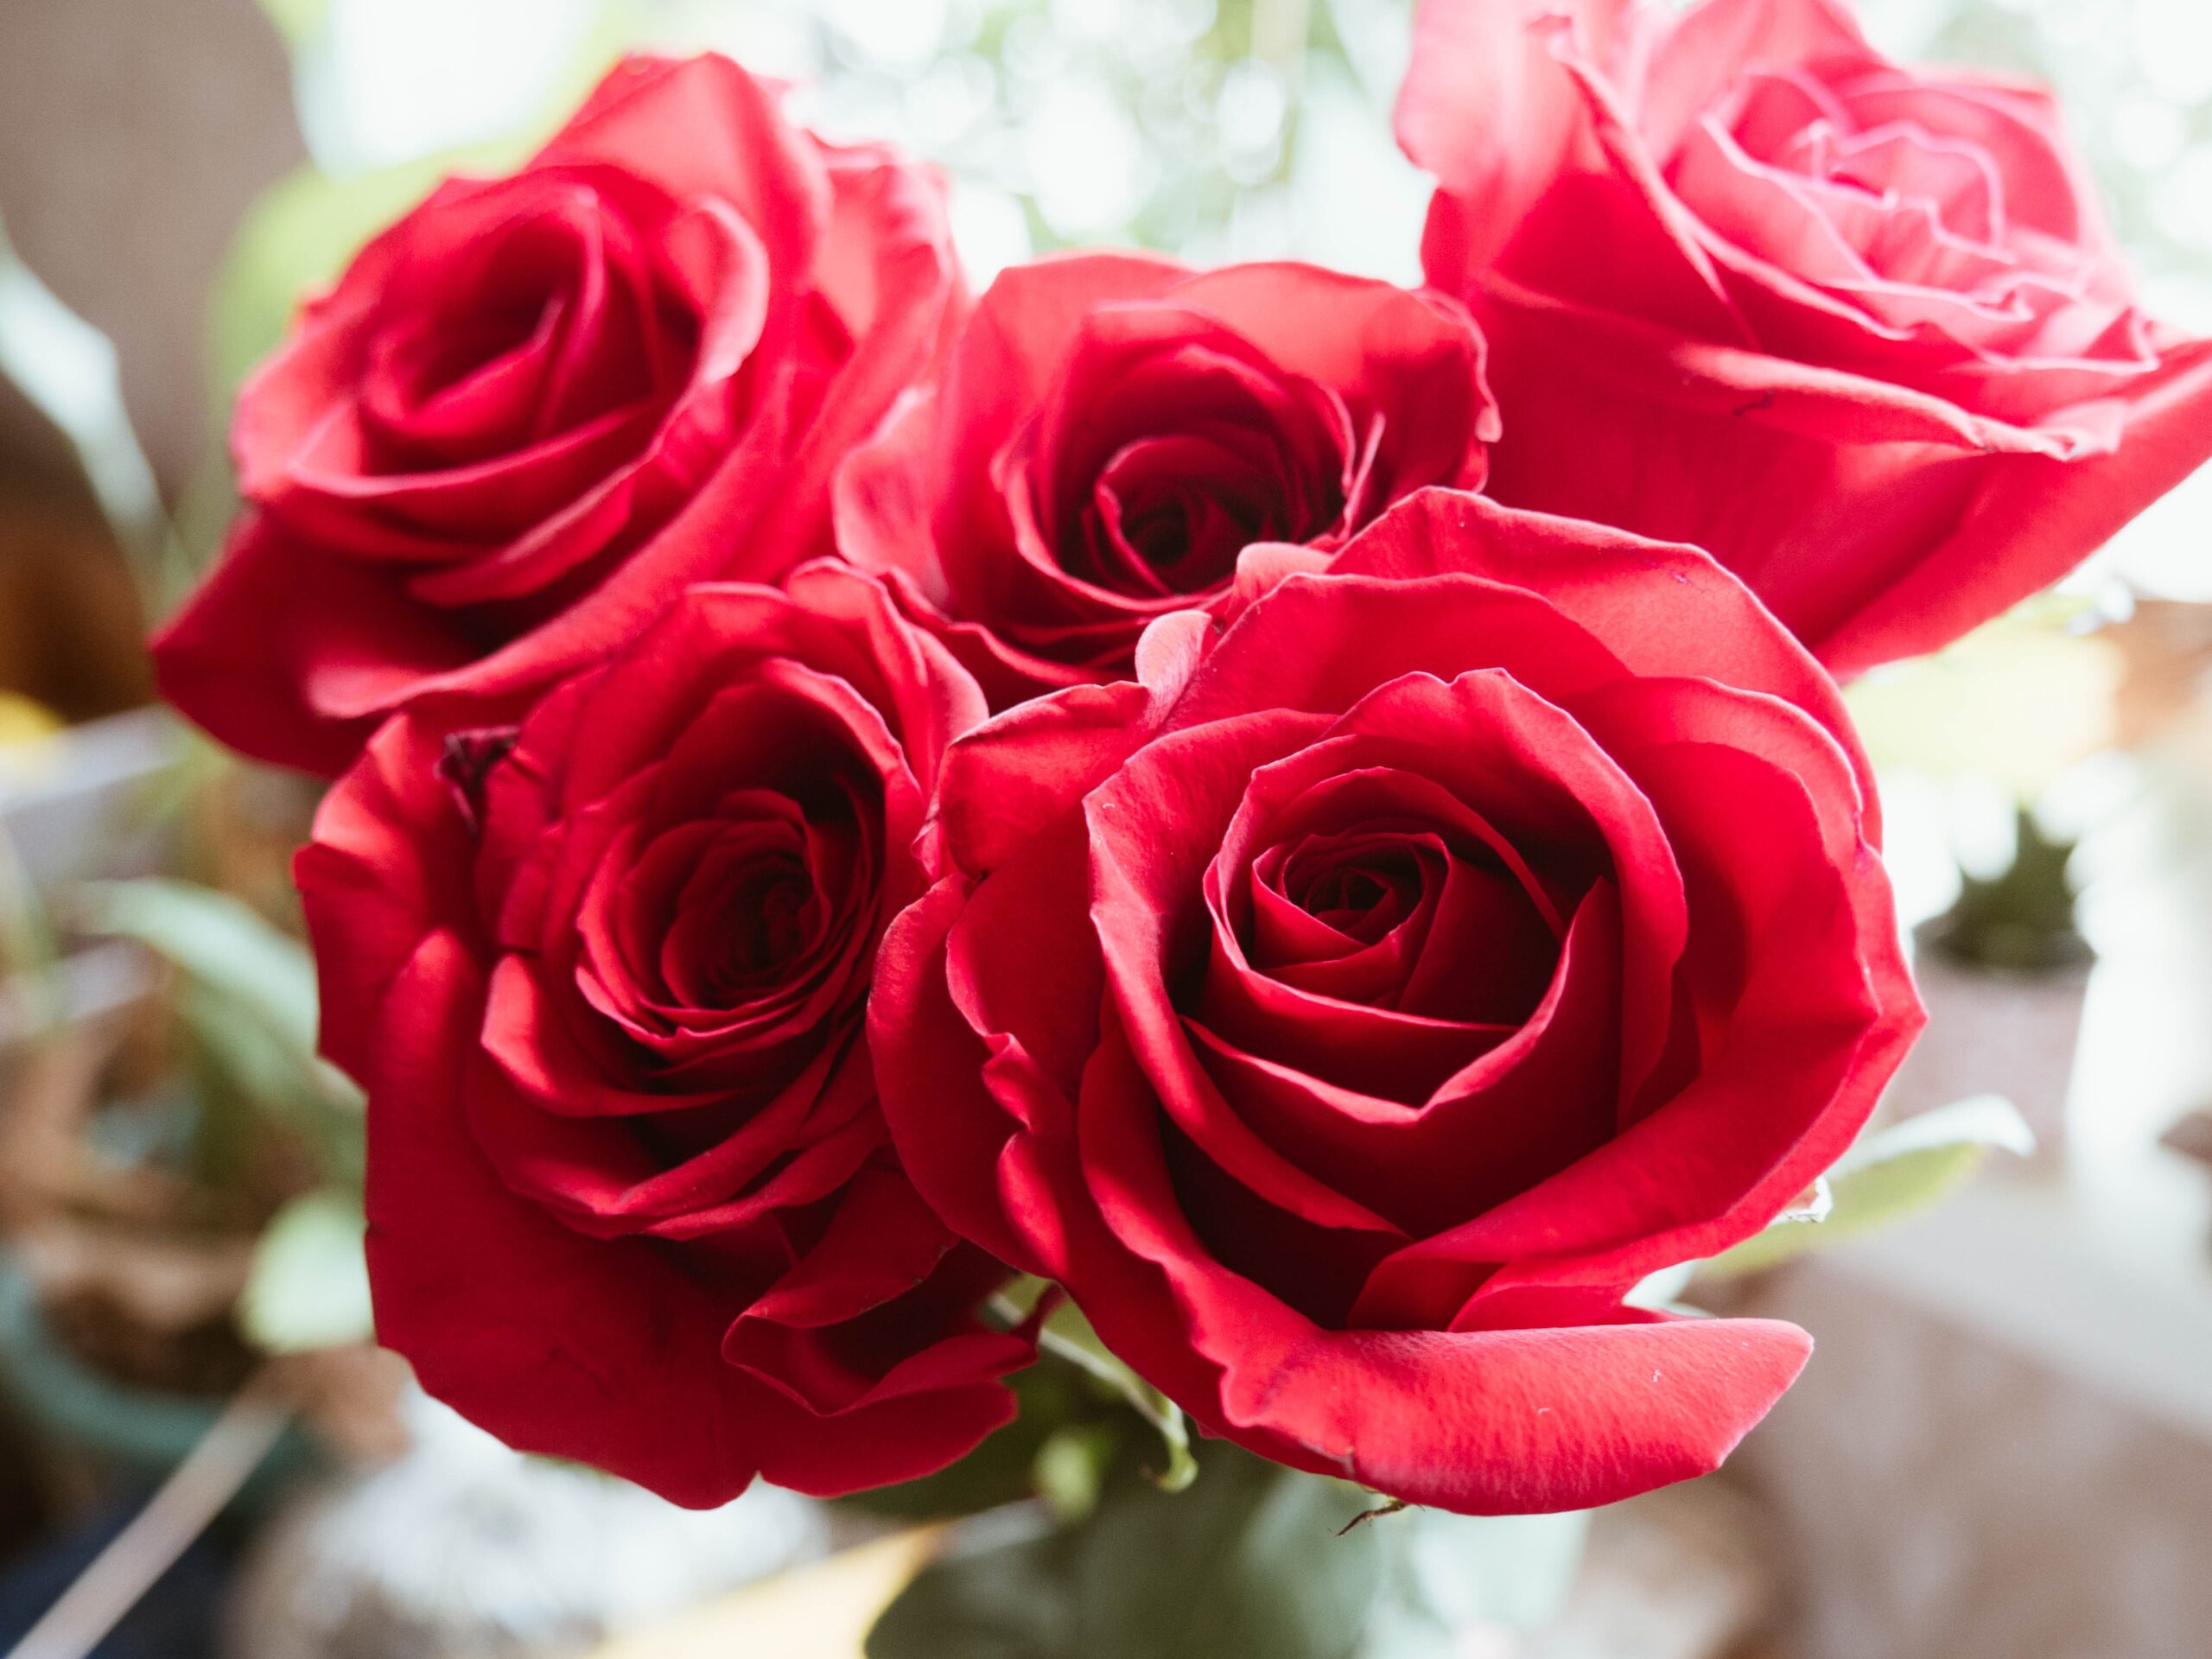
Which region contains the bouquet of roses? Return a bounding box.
[149,0,2212,1639]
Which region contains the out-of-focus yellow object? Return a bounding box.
[0,690,64,746]
[584,1525,946,1659]
[0,690,66,788]
[1845,607,2123,798]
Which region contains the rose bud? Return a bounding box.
[872,489,1922,1515]
[296,564,1030,1506]
[156,54,962,773]
[1398,0,2212,674]
[833,252,1497,709]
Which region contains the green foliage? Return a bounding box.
[238,1189,372,1352]
[0,818,58,1021]
[849,1330,1191,1527]
[74,878,362,1190]
[868,1446,1382,1659]
[995,1277,1197,1491]
[868,1524,1076,1659]
[1076,1450,1379,1659]
[1031,1421,1118,1522]
[1701,1095,2035,1278]
[80,878,315,1051]
[1926,806,2091,975]
[846,1360,1099,1522]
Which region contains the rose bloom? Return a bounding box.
[156,53,961,774]
[872,490,1921,1514]
[834,252,1497,708]
[1398,0,2212,674]
[296,565,1031,1505]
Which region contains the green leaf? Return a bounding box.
[1073,1450,1381,1659]
[868,1449,1387,1659]
[1046,1302,1196,1492]
[867,1524,1077,1659]
[847,1361,1095,1522]
[180,982,305,1107]
[238,1190,372,1353]
[179,984,365,1187]
[1031,1423,1116,1523]
[1701,1095,2035,1278]
[78,878,318,1053]
[78,879,363,1187]
[993,1279,1196,1491]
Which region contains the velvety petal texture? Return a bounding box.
[1397,0,2212,673]
[156,53,963,774]
[834,252,1497,708]
[871,490,1921,1515]
[298,564,1030,1507]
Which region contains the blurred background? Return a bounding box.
[0,3,2209,1657]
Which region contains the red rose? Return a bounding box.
[1398,0,2212,674]
[156,53,962,774]
[871,490,1921,1514]
[834,252,1497,708]
[296,564,1029,1506]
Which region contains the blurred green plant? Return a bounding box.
[869,1442,1382,1659]
[70,877,370,1359]
[1925,807,2094,975]
[73,877,363,1197]
[850,1358,1121,1524]
[995,1276,1196,1492]
[0,817,61,1033]
[0,139,372,1379]
[1702,1095,2037,1278]
[238,1188,372,1353]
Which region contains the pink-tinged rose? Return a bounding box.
[1399,0,2212,673]
[156,53,962,774]
[834,252,1497,708]
[871,489,1922,1515]
[296,564,1031,1507]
